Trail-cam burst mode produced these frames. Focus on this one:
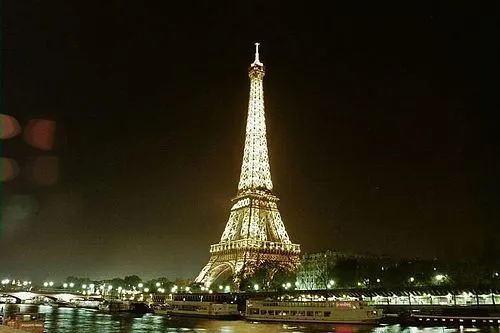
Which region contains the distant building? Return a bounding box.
[296,250,390,290]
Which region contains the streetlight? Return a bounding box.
[435,274,445,282]
[409,277,415,283]
[63,283,68,288]
[69,282,74,288]
[253,284,259,291]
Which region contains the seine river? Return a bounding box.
[4,304,500,333]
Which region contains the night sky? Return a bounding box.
[2,2,498,282]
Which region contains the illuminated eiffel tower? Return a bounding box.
[195,43,301,287]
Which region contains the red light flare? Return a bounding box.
[335,325,356,333]
[1,158,19,181]
[24,119,56,150]
[1,114,21,139]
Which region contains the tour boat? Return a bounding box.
[69,297,101,309]
[163,300,241,319]
[245,299,383,324]
[3,312,45,333]
[410,312,500,327]
[98,300,152,314]
[152,303,171,315]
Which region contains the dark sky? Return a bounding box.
[2,2,498,282]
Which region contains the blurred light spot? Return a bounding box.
[5,195,38,220]
[24,119,56,150]
[1,114,21,139]
[1,158,19,181]
[28,156,59,185]
[336,326,355,333]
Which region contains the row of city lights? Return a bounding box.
[297,274,450,289]
[33,275,454,294]
[0,275,459,294]
[35,281,171,296]
[4,279,274,294]
[1,279,32,286]
[3,272,498,294]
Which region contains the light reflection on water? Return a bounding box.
[5,304,500,333]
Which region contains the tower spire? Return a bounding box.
[252,42,263,67]
[238,43,271,192]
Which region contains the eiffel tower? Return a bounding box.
[195,43,301,287]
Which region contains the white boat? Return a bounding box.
[69,297,101,309]
[3,312,45,333]
[164,301,241,319]
[152,303,171,315]
[245,299,383,324]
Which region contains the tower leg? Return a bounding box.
[194,256,218,286]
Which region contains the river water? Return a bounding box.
[3,304,500,333]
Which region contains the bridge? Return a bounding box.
[153,286,500,308]
[1,291,99,305]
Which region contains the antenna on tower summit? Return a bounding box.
[252,42,263,66]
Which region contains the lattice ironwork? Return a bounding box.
[195,44,301,287]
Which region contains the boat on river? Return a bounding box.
[245,299,383,324]
[162,301,241,319]
[69,297,101,309]
[152,303,171,315]
[3,312,45,333]
[98,300,152,314]
[410,312,500,327]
